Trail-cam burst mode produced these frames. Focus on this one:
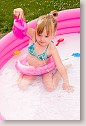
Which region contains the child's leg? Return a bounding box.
[18,74,37,90]
[42,64,72,92]
[42,70,61,92]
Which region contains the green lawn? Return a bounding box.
[0,0,80,33]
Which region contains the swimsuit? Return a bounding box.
[28,42,50,60]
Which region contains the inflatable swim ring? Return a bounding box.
[0,8,80,75]
[16,54,56,75]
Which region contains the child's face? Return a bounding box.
[36,28,54,46]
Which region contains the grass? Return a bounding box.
[0,0,80,33]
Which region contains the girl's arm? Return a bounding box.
[50,44,73,92]
[27,27,35,40]
[51,46,69,84]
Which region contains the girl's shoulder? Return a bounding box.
[49,41,56,49]
[48,42,58,54]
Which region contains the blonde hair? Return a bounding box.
[36,10,58,36]
[49,10,58,17]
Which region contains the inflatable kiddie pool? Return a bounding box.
[0,8,80,74]
[0,8,80,120]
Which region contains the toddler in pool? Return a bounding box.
[14,8,73,92]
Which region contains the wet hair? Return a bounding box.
[36,10,58,36]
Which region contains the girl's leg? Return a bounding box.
[42,64,71,92]
[42,70,61,92]
[18,74,37,90]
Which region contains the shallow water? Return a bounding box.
[0,33,80,120]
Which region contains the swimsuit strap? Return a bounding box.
[51,40,54,43]
[45,44,49,52]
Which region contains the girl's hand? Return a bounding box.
[62,83,74,93]
[13,8,25,19]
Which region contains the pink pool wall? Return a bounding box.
[0,8,80,69]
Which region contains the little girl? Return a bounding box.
[14,8,74,92]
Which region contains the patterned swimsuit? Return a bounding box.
[28,42,50,60]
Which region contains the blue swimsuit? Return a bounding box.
[28,43,50,60]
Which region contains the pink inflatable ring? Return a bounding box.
[16,54,56,75]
